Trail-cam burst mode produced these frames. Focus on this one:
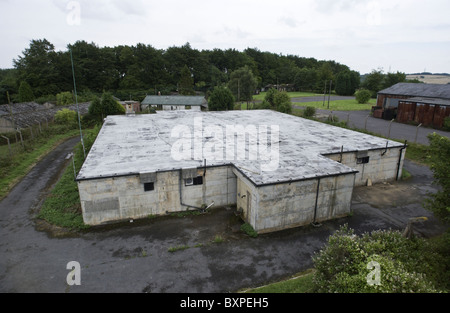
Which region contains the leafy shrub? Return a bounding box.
[303,106,316,118]
[56,91,74,106]
[355,89,372,104]
[443,117,450,131]
[18,81,35,102]
[241,223,258,238]
[312,225,441,293]
[54,109,77,128]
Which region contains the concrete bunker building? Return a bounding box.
[76,110,406,234]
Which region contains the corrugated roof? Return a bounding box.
[378,83,450,99]
[401,97,450,107]
[141,95,207,106]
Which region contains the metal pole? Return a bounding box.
[365,115,370,130]
[72,153,77,180]
[327,80,332,109]
[70,49,86,159]
[17,128,24,148]
[323,81,326,107]
[388,118,395,139]
[414,123,422,143]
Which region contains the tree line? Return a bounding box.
[0,38,418,105]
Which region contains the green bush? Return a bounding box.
[443,117,450,131]
[54,109,77,128]
[355,89,372,104]
[312,225,443,293]
[303,106,316,118]
[56,91,74,106]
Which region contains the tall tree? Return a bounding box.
[294,68,318,92]
[18,81,34,102]
[227,66,257,103]
[178,65,195,95]
[335,70,360,96]
[208,86,234,111]
[14,39,59,97]
[361,69,385,97]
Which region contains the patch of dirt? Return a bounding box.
[352,181,425,209]
[34,218,81,239]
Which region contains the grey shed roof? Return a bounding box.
[76,110,403,185]
[400,97,450,107]
[378,83,450,99]
[142,95,207,106]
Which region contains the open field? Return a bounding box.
[293,99,376,111]
[406,74,450,85]
[252,91,320,101]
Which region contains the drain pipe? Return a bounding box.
[311,177,322,227]
[396,140,407,181]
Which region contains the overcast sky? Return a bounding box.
[1,0,449,74]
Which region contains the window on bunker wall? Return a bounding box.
[185,176,203,186]
[144,182,155,191]
[357,156,370,164]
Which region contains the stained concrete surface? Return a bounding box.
[0,137,447,293]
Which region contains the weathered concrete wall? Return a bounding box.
[232,167,355,234]
[78,166,237,225]
[252,173,355,234]
[233,169,258,226]
[325,147,405,186]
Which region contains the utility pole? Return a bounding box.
[70,49,86,159]
[327,80,332,109]
[322,81,327,107]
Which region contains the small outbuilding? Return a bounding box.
[141,95,208,112]
[76,110,406,234]
[375,83,450,128]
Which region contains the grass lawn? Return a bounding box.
[252,91,320,101]
[293,98,376,111]
[0,128,80,200]
[242,269,316,293]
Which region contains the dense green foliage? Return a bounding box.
[425,133,450,224]
[228,65,258,103]
[56,91,74,105]
[18,81,34,102]
[54,109,77,128]
[355,89,372,104]
[1,39,365,104]
[208,86,235,111]
[335,70,360,96]
[313,225,448,293]
[361,69,422,97]
[254,88,292,114]
[88,92,125,122]
[178,65,195,95]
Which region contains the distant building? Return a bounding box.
[375,83,450,128]
[141,95,208,112]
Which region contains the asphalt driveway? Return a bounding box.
[0,137,447,293]
[291,96,450,145]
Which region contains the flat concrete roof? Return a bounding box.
[77,110,404,185]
